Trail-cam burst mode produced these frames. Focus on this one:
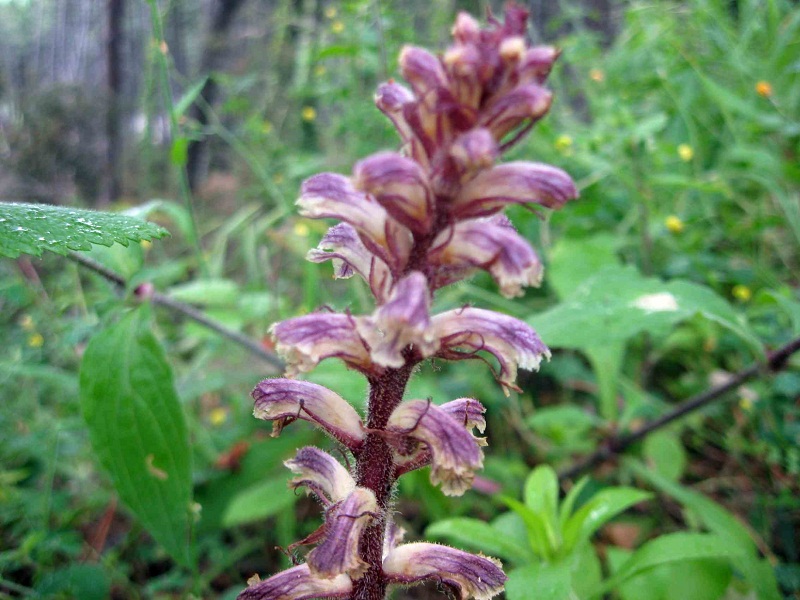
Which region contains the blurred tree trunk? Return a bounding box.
[186,0,248,193]
[102,0,125,206]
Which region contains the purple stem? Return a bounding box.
[351,364,413,600]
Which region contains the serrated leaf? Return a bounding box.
[425,517,532,565]
[0,202,169,259]
[222,475,297,527]
[562,487,651,553]
[80,307,192,567]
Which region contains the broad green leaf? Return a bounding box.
[35,563,111,600]
[562,488,651,553]
[559,476,590,529]
[595,533,747,597]
[0,202,168,259]
[222,475,297,527]
[547,233,621,299]
[529,265,763,358]
[626,459,781,600]
[167,278,240,306]
[606,549,732,600]
[80,307,193,567]
[490,512,538,565]
[642,431,687,481]
[425,517,532,564]
[505,562,571,600]
[524,466,560,549]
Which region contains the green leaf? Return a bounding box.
[562,488,651,553]
[222,475,297,527]
[547,233,621,299]
[500,495,555,560]
[80,307,193,567]
[425,517,532,564]
[167,278,240,306]
[170,137,190,166]
[0,202,169,259]
[559,476,590,529]
[35,563,111,600]
[174,77,209,118]
[523,466,560,550]
[594,533,748,597]
[529,265,763,358]
[626,459,781,600]
[642,432,687,481]
[505,562,571,600]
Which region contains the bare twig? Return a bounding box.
[558,334,800,482]
[68,251,284,371]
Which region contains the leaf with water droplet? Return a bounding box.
[0,202,169,258]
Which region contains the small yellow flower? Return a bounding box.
[677,144,694,162]
[301,106,317,122]
[331,20,345,34]
[294,222,310,237]
[314,64,327,77]
[261,120,273,134]
[140,239,152,251]
[209,407,228,426]
[732,284,752,302]
[324,6,337,19]
[589,68,605,83]
[739,396,753,411]
[665,215,684,234]
[755,81,772,98]
[28,333,44,348]
[20,314,35,331]
[554,134,573,155]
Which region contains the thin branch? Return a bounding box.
[68,251,284,371]
[558,334,800,482]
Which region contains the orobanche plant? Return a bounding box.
[240,6,577,600]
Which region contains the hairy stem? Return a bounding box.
[352,364,414,600]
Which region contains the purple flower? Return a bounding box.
[453,160,578,218]
[306,223,393,302]
[387,399,485,496]
[383,543,506,600]
[358,272,438,368]
[433,307,550,393]
[237,565,352,600]
[270,312,371,376]
[285,446,356,506]
[353,152,434,234]
[252,379,365,450]
[430,214,543,298]
[297,173,412,270]
[307,487,378,579]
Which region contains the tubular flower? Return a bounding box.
[242,5,576,599]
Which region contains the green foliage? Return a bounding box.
[79,306,193,567]
[0,202,169,259]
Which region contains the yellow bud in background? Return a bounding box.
[665,215,684,234]
[331,21,345,34]
[324,6,337,19]
[554,134,573,156]
[755,81,772,98]
[293,222,310,237]
[209,407,228,426]
[28,333,44,348]
[589,68,605,83]
[732,284,752,302]
[301,106,317,122]
[677,144,694,162]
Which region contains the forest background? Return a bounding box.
[0,0,799,598]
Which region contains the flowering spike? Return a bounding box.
[237,564,352,600]
[387,399,484,496]
[285,446,356,505]
[383,543,506,600]
[252,379,365,450]
[243,5,577,598]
